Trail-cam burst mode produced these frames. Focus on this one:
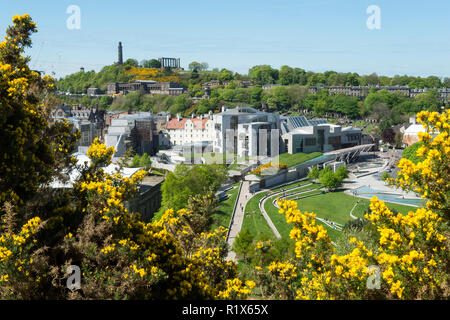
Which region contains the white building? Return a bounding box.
[165,114,215,146]
[211,106,281,158]
[281,116,362,154]
[161,106,281,159]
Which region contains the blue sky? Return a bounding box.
[1,0,449,79]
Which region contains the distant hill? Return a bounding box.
[57,64,132,94]
[56,64,184,94]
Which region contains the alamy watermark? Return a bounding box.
[366,265,381,289]
[66,265,81,291]
[181,128,280,176]
[366,5,381,30]
[66,5,81,30]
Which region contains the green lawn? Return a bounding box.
[270,179,311,192]
[294,192,414,225]
[263,191,416,243]
[242,192,276,239]
[264,185,321,239]
[276,152,323,168]
[210,182,241,230]
[285,189,322,201]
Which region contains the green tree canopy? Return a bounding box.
[248,65,279,85]
[142,59,161,68]
[155,164,227,220]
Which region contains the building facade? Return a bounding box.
[165,115,215,147]
[107,80,185,96]
[281,116,362,154]
[104,112,158,157]
[158,57,181,69]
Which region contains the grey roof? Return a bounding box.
[286,116,328,131]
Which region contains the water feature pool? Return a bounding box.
[357,162,385,169]
[352,186,424,207]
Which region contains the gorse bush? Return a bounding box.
[0,15,252,300]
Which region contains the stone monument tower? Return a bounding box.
[118,42,123,65]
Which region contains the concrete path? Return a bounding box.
[226,180,251,261]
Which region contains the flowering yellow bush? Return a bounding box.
[0,14,253,300]
[87,137,115,166]
[252,110,449,300]
[0,14,75,207]
[216,279,255,299]
[251,162,288,176]
[125,66,180,83]
[392,110,449,219]
[270,196,448,300]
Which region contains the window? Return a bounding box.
[328,136,340,145]
[305,138,316,146]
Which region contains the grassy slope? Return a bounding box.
[276,152,323,168]
[270,179,311,192]
[242,192,275,239]
[210,182,241,230]
[264,184,321,239]
[261,188,416,242]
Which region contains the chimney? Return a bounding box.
[208,110,213,118]
[177,114,181,121]
[221,106,226,113]
[166,114,170,122]
[200,115,203,121]
[191,113,195,119]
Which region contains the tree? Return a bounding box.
[98,95,113,109]
[382,128,395,144]
[200,62,209,71]
[393,110,449,218]
[307,166,320,180]
[394,131,404,149]
[279,65,297,85]
[219,68,233,82]
[250,86,263,105]
[124,58,139,67]
[319,170,341,191]
[414,90,441,112]
[335,165,349,181]
[381,172,391,181]
[130,153,152,170]
[0,14,77,207]
[155,164,227,220]
[248,65,279,85]
[188,61,208,71]
[142,59,161,68]
[233,228,255,260]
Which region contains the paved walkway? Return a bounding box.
[343,172,419,199]
[226,180,251,261]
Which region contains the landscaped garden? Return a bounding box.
[264,189,417,242]
[242,176,418,243]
